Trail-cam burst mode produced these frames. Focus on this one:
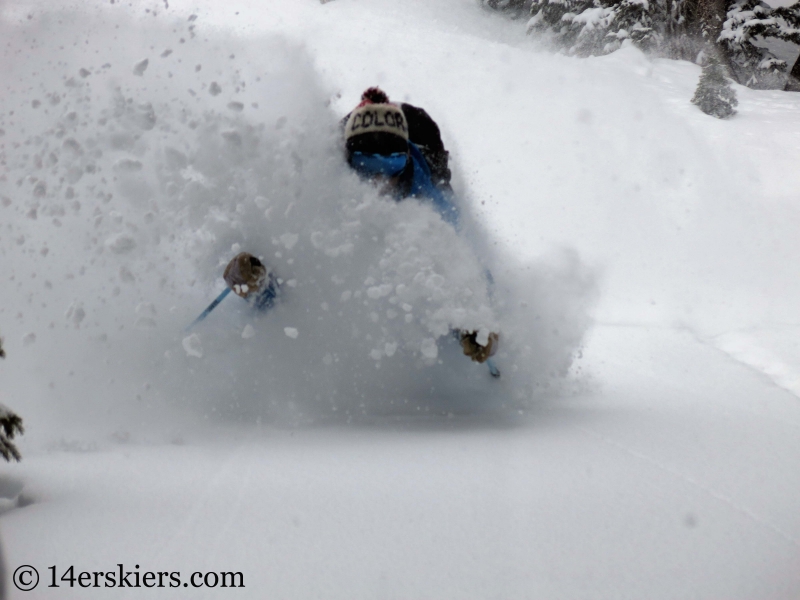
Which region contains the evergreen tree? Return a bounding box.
[786,53,800,91]
[720,0,800,89]
[692,55,738,118]
[0,406,23,462]
[482,0,529,13]
[492,0,800,89]
[0,335,24,462]
[528,0,663,57]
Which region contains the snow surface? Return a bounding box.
[1,0,800,598]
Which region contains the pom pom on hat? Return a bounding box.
[360,86,390,105]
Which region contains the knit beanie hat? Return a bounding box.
[345,88,409,156]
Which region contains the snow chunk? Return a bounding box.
[284,327,299,339]
[119,266,135,283]
[136,302,157,317]
[65,302,86,328]
[182,334,203,358]
[280,233,299,250]
[105,233,137,254]
[135,303,157,328]
[242,324,255,339]
[366,283,393,299]
[132,58,149,76]
[135,317,156,329]
[420,338,438,359]
[113,158,144,172]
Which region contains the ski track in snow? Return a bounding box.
[575,423,800,549]
[149,441,251,567]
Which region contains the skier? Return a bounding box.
[221,88,498,364]
[342,87,458,227]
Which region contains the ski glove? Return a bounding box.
[223,252,267,299]
[460,331,499,364]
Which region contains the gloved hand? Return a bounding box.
[223,252,267,299]
[460,331,500,364]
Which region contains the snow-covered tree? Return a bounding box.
[0,335,24,462]
[0,405,24,462]
[527,0,664,57]
[720,0,800,88]
[491,0,800,89]
[692,55,738,117]
[482,0,528,16]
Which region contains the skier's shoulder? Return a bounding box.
[400,102,451,189]
[399,103,445,152]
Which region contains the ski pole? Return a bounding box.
[486,358,500,379]
[185,287,231,332]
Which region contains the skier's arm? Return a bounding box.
[401,103,452,190]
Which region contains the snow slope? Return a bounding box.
[6,325,800,600]
[1,0,800,598]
